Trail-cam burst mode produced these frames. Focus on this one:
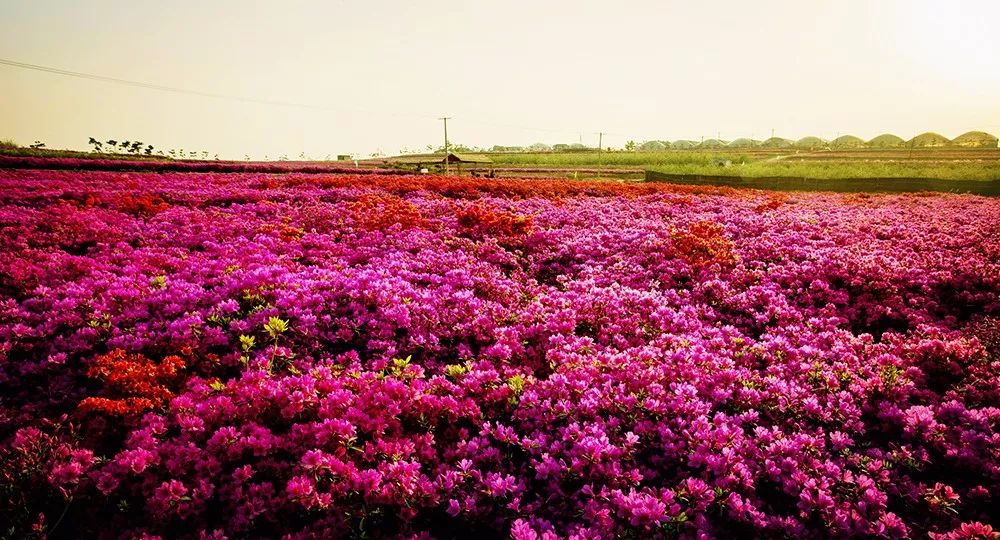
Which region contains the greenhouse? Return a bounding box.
[830,135,866,148]
[794,136,828,149]
[908,132,951,147]
[951,131,998,148]
[867,133,904,148]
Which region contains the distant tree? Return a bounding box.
[624,140,637,151]
[435,143,473,153]
[528,143,551,152]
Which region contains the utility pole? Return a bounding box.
[439,117,451,174]
[597,132,603,179]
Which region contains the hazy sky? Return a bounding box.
[2,0,999,158]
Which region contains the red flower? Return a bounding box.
[77,350,187,418]
[670,220,737,269]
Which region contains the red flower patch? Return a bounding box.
[349,193,426,231]
[455,204,533,237]
[671,220,738,269]
[78,350,187,418]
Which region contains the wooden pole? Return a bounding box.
[597,132,603,179]
[439,117,451,174]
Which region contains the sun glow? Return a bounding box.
[886,0,1000,86]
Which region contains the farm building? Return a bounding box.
[760,137,794,148]
[830,135,866,148]
[868,134,905,148]
[908,132,951,147]
[727,138,760,148]
[699,139,728,149]
[383,152,493,174]
[952,131,998,148]
[672,140,698,149]
[639,141,667,151]
[794,136,827,149]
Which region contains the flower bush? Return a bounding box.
[0,168,998,538]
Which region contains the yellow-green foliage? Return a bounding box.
[488,151,758,168]
[651,159,999,181]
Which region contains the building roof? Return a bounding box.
[386,152,493,165]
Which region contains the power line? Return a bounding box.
[0,57,435,120]
[0,57,723,146]
[4,58,994,149]
[0,57,599,139]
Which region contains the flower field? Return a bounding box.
[1,169,999,539]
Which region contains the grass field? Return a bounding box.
[486,150,768,168]
[649,159,1000,181]
[486,150,1000,181]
